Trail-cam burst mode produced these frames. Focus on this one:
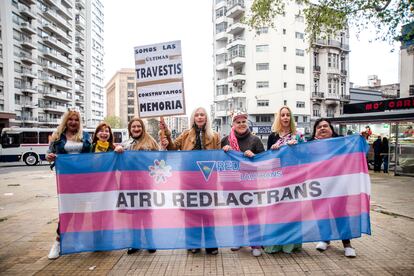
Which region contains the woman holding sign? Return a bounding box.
[46,107,92,259]
[264,106,305,254]
[309,118,356,258]
[159,107,221,255]
[115,117,159,254]
[221,111,265,257]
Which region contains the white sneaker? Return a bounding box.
[48,240,60,260]
[344,247,356,258]
[252,248,262,257]
[316,241,329,251]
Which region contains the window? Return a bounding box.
[256,27,268,35]
[256,63,269,70]
[295,32,304,39]
[256,44,269,52]
[256,81,269,88]
[113,132,123,143]
[283,82,287,88]
[128,91,134,97]
[328,53,339,68]
[410,85,414,96]
[127,107,134,114]
[39,132,53,144]
[296,84,305,91]
[127,83,134,89]
[127,76,134,80]
[296,66,304,74]
[283,29,286,35]
[296,101,305,108]
[328,78,339,94]
[284,100,287,105]
[128,99,134,105]
[22,132,38,144]
[283,64,287,70]
[296,49,304,56]
[216,84,228,95]
[257,100,269,107]
[216,7,226,18]
[256,115,271,122]
[215,22,228,34]
[283,46,287,52]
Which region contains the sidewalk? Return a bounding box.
[0,167,413,275]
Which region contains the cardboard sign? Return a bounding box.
[134,40,186,118]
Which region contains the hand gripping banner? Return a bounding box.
[55,135,371,254]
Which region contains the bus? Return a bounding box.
[0,127,129,166]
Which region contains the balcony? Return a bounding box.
[75,75,85,83]
[325,93,340,105]
[43,8,71,29]
[20,52,36,64]
[215,31,228,42]
[216,61,228,71]
[75,84,85,94]
[21,37,36,49]
[20,22,36,35]
[19,5,36,19]
[21,84,37,93]
[38,117,59,125]
[311,92,324,101]
[226,36,245,50]
[15,116,38,123]
[314,39,350,52]
[75,0,85,9]
[39,88,72,101]
[21,101,37,108]
[75,63,84,72]
[43,35,71,53]
[42,21,72,42]
[227,55,246,66]
[227,22,245,35]
[21,68,37,79]
[40,76,71,90]
[340,94,350,102]
[45,63,72,78]
[75,14,86,30]
[41,48,72,66]
[232,73,246,83]
[226,0,245,18]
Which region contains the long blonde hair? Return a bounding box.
[51,110,83,142]
[128,117,159,150]
[271,106,296,134]
[189,107,214,140]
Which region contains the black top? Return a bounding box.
[221,129,265,154]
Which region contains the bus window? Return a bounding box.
[22,132,38,144]
[39,132,53,144]
[1,133,21,148]
[113,132,123,143]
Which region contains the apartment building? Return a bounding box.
[399,22,414,98]
[212,0,350,138]
[105,68,138,128]
[0,0,104,129]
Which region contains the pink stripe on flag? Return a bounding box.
[59,193,370,233]
[58,152,368,194]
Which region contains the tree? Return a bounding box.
[244,0,413,45]
[104,115,123,128]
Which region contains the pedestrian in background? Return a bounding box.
[221,111,265,257]
[373,136,382,172]
[381,137,389,173]
[160,107,221,255]
[264,106,305,254]
[46,107,92,260]
[115,117,159,254]
[309,118,356,258]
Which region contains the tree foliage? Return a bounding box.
[104,115,123,129]
[244,0,413,44]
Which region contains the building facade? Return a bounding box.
[0,0,104,129]
[399,22,414,98]
[105,68,138,128]
[212,0,350,140]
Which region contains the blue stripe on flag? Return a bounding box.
[60,213,370,254]
[56,135,368,174]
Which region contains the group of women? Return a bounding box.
[46,106,356,260]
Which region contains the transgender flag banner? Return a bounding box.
[55,135,371,254]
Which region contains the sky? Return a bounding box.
[104,0,401,115]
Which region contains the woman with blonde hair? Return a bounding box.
[115,117,159,254]
[46,108,92,259]
[264,106,305,254]
[159,107,221,255]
